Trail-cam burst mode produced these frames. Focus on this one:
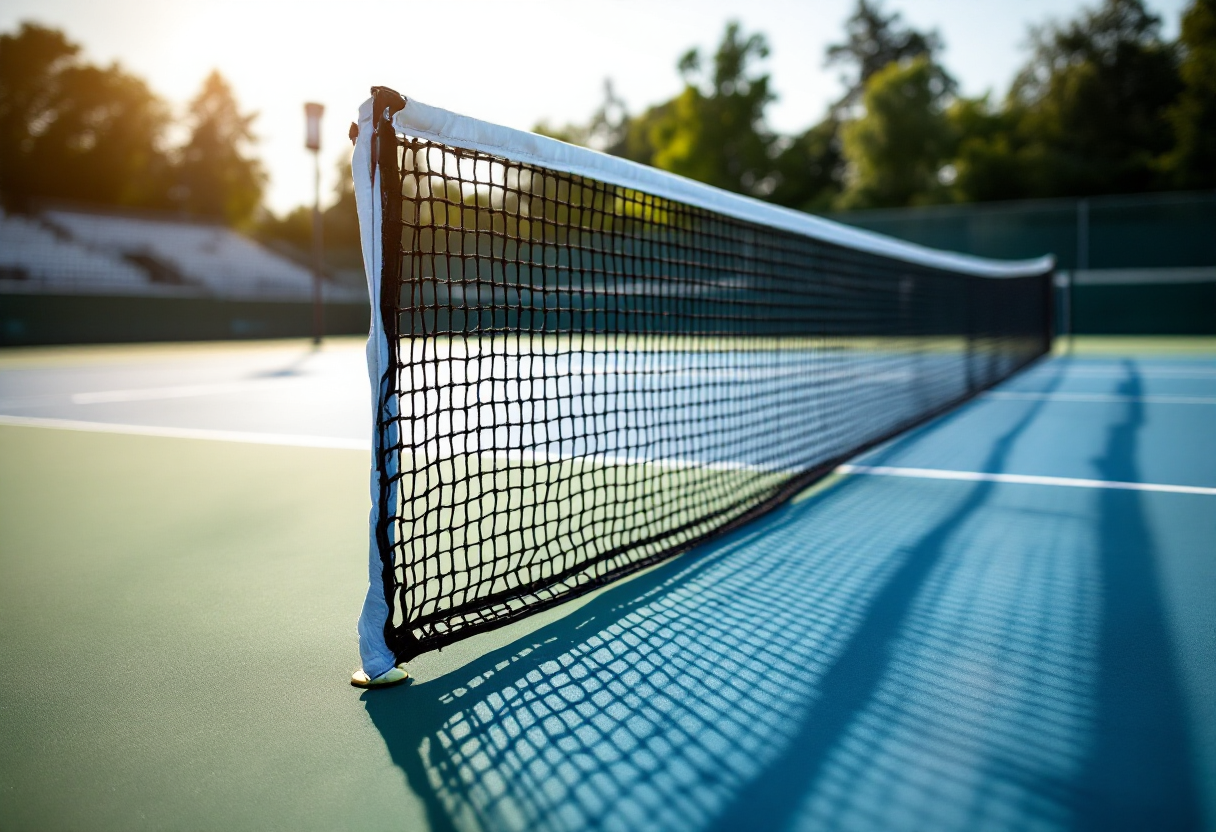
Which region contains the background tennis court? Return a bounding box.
[1,336,1212,831]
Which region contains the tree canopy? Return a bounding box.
[825,0,949,112]
[539,0,1213,212]
[1160,0,1216,187]
[4,1,1213,228]
[838,56,955,209]
[0,24,262,224]
[0,23,170,209]
[1008,0,1182,196]
[175,71,265,226]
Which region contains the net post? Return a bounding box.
[1065,269,1075,355]
[1044,265,1056,357]
[369,86,418,662]
[964,275,977,396]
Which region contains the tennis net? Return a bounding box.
[353,87,1054,669]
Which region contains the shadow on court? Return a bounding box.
[363,361,1201,832]
[1071,362,1200,829]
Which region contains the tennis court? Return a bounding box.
[1,335,1212,831]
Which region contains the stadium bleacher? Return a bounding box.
[0,206,362,303]
[0,207,176,296]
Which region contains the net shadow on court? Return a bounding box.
[362,360,1200,832]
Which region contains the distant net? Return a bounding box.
[360,89,1053,662]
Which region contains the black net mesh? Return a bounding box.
[371,113,1052,662]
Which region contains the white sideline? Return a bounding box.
[984,391,1216,405]
[386,97,1054,280]
[5,415,1210,495]
[0,414,370,450]
[5,414,1210,495]
[838,464,1216,496]
[71,381,274,404]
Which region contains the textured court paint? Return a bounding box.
[2,343,1215,831]
[366,477,1214,832]
[0,424,622,832]
[0,426,408,831]
[0,336,367,369]
[857,359,1216,489]
[0,339,372,442]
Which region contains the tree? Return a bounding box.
[641,22,776,196]
[772,0,950,211]
[1010,0,1181,196]
[944,95,1033,203]
[1160,0,1216,188]
[768,118,845,213]
[0,23,77,201]
[838,56,955,209]
[539,23,778,196]
[0,23,171,208]
[826,0,949,113]
[324,150,361,249]
[175,70,265,225]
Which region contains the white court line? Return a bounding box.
[6,414,1212,496]
[1044,368,1216,379]
[0,414,370,451]
[984,391,1216,405]
[838,464,1216,496]
[71,380,280,404]
[0,414,782,473]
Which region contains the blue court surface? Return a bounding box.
[0,338,1213,832]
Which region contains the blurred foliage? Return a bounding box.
[943,95,1029,204]
[838,56,955,209]
[4,0,1214,227]
[538,24,777,198]
[534,80,630,154]
[547,0,1213,212]
[768,118,846,214]
[0,23,171,209]
[175,71,265,226]
[1006,0,1182,197]
[0,23,262,225]
[650,23,776,196]
[1160,0,1216,187]
[825,0,950,114]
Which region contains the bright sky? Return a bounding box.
[0,0,1188,216]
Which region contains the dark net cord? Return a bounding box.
[368,91,1053,663]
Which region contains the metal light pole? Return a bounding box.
[305,102,325,345]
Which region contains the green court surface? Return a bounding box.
[0,426,600,831]
[1,337,1214,832]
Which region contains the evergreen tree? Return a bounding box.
[770,0,948,211]
[175,70,265,225]
[826,0,949,113]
